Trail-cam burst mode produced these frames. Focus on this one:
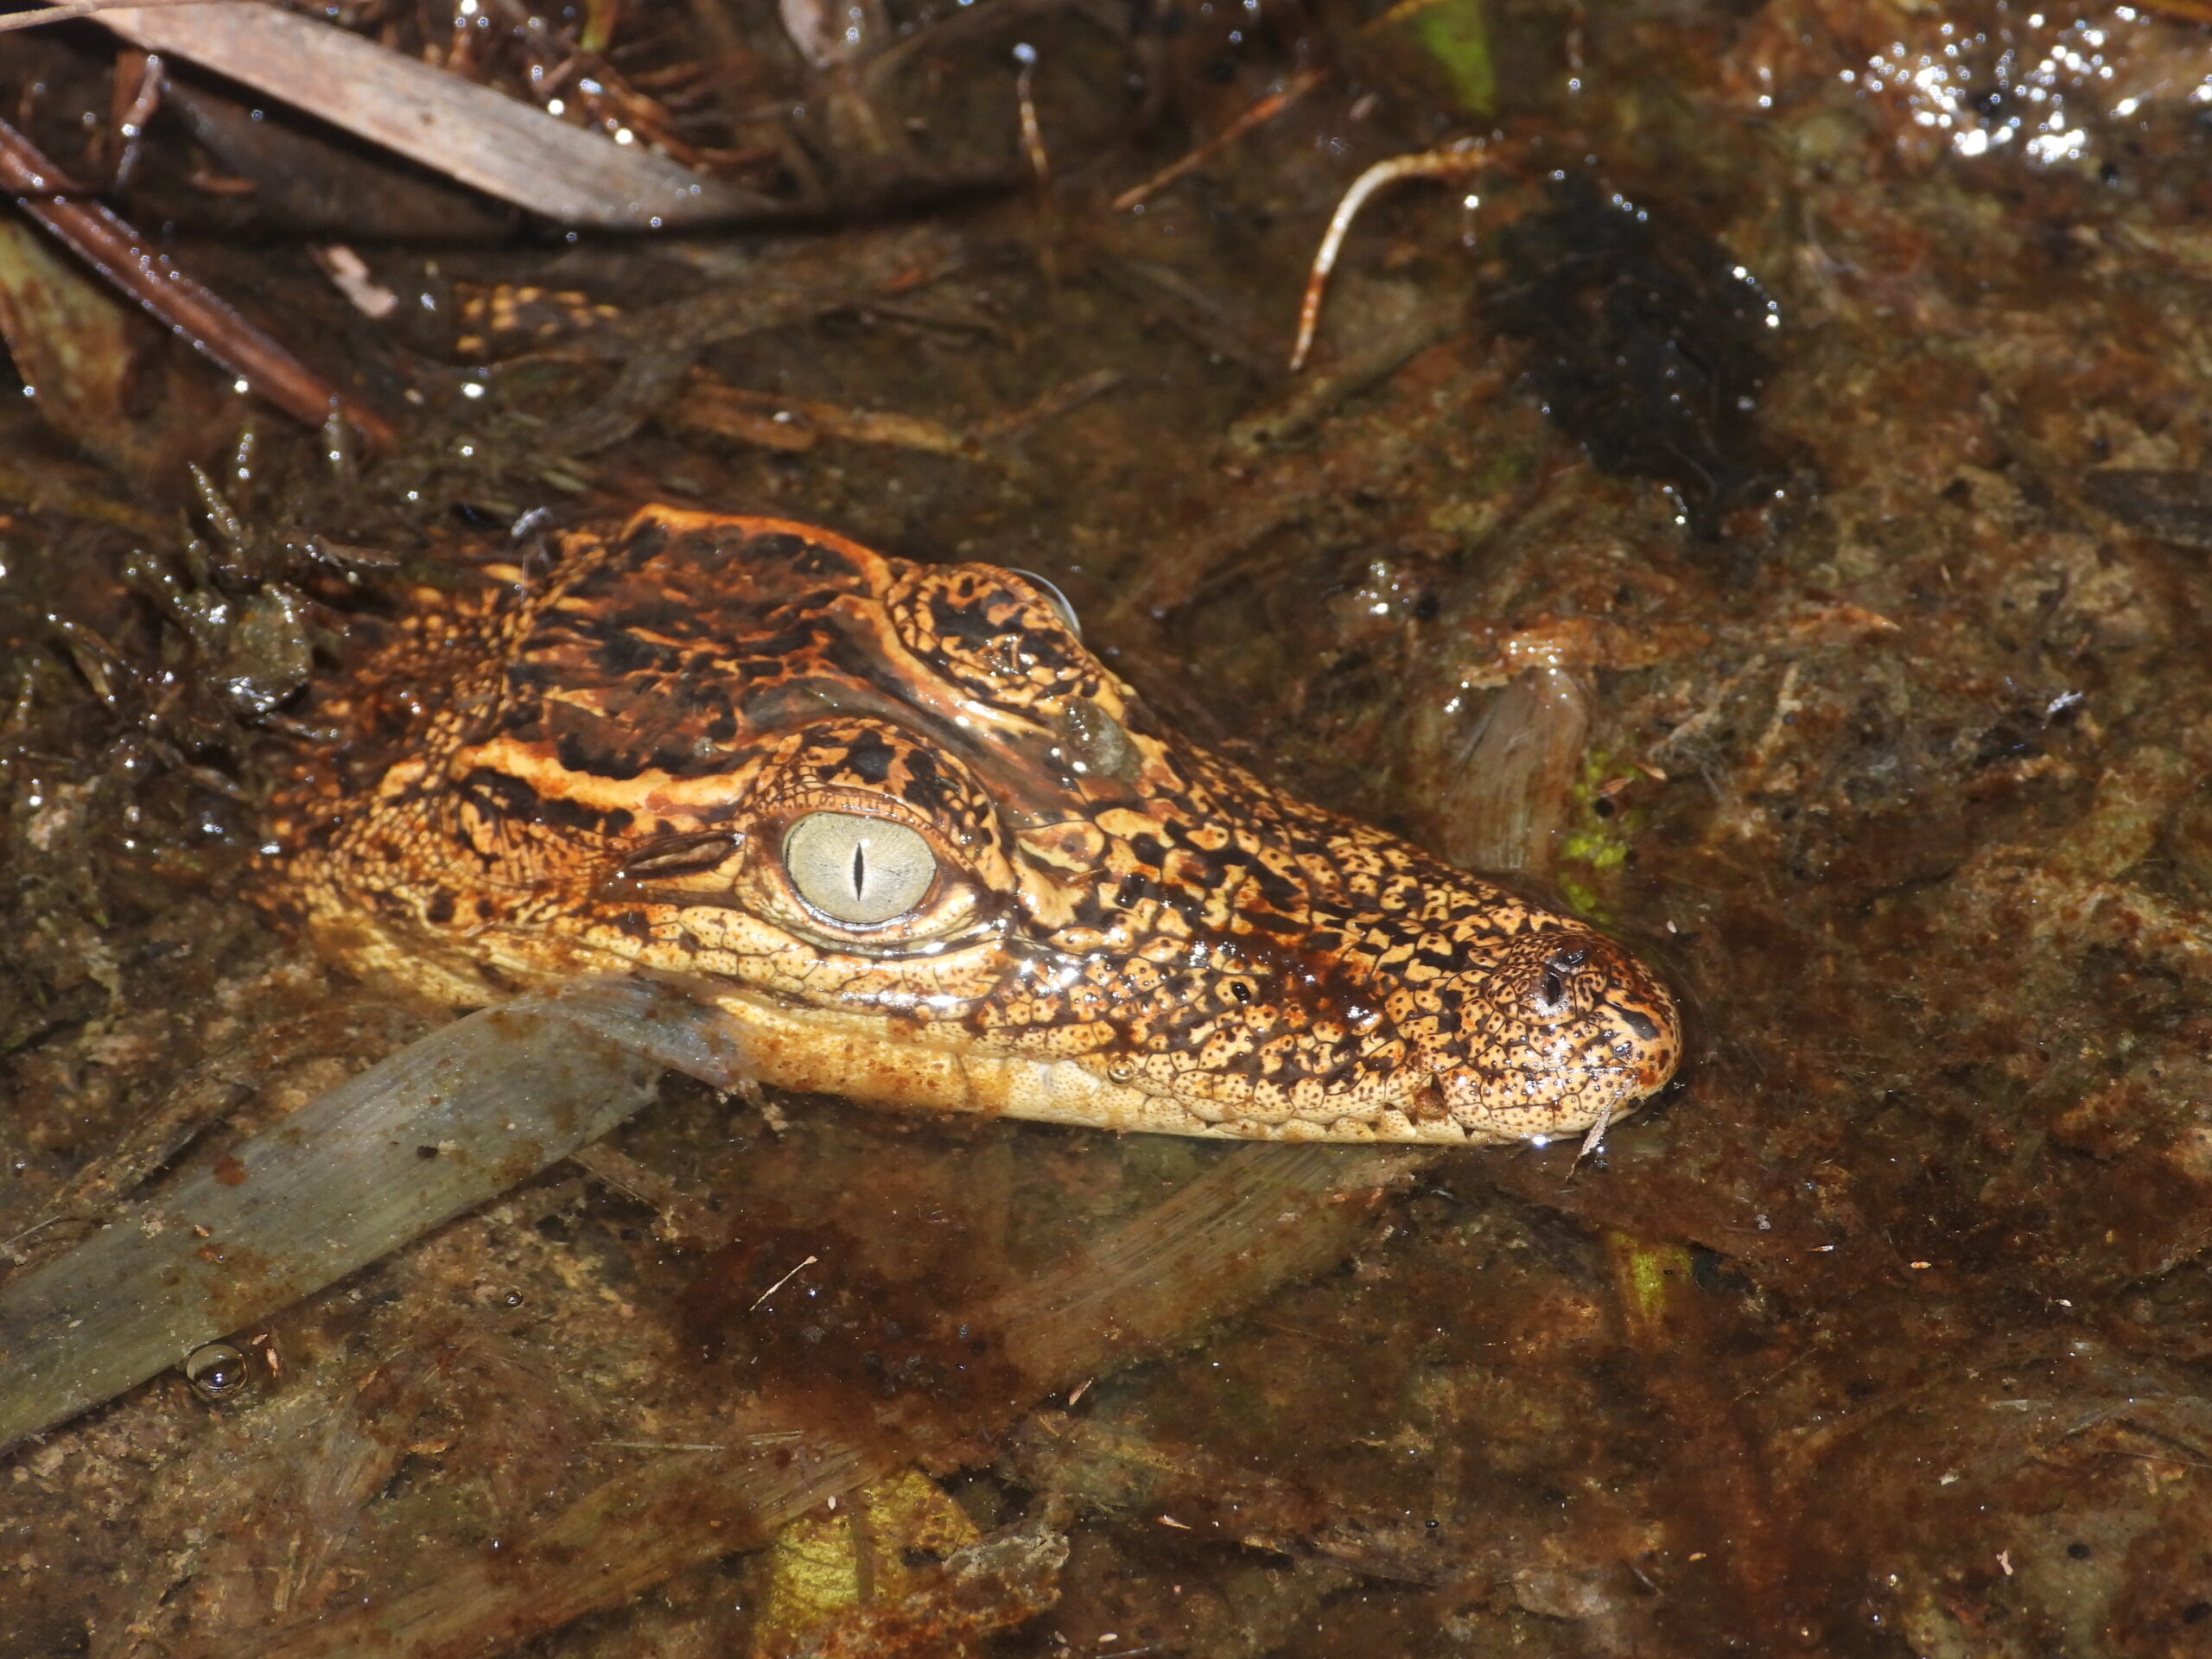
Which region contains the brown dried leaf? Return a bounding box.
[102,3,780,228]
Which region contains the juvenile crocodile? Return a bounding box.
[270,506,1680,1143]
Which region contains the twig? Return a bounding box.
[1113,67,1328,211]
[668,366,1121,463]
[108,48,164,194]
[1013,41,1056,288]
[982,365,1122,435]
[0,0,200,35]
[1289,137,1499,372]
[1014,45,1051,190]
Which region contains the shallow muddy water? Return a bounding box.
[8,1,2212,1653]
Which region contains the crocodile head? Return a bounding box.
[270,507,1680,1143]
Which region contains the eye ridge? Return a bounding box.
[1007,569,1082,639]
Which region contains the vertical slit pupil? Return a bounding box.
[852,840,868,897]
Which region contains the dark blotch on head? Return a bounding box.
[900,754,951,814]
[596,630,658,674]
[746,532,807,565]
[1620,1007,1660,1040]
[786,538,861,580]
[556,731,645,782]
[542,795,633,836]
[461,766,543,819]
[842,728,897,785]
[929,594,1007,648]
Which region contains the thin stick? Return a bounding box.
[0,0,203,34]
[1014,46,1051,191]
[1014,43,1056,287]
[1288,138,1493,372]
[1113,67,1328,212]
[0,115,395,442]
[108,48,164,194]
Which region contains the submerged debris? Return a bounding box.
[1486,173,1790,537]
[101,3,774,229]
[2083,467,2212,549]
[0,112,389,442]
[0,979,702,1451]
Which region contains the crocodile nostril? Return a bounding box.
[1537,946,1587,1012]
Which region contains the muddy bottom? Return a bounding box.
[7,1,2212,1654]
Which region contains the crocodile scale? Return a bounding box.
[266,507,1681,1142]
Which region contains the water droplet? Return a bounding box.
[183,1341,250,1402]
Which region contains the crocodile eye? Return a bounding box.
[782,812,937,925]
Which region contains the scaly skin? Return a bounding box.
[266,507,1680,1143]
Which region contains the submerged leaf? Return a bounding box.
[0,214,221,477]
[1395,0,1496,117]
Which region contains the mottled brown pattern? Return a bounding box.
[266,508,1679,1142]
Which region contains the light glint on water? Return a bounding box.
[1855,10,2156,168]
